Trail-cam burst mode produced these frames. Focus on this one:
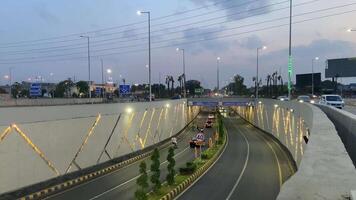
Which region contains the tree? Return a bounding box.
[76,81,89,97]
[55,79,74,98]
[150,148,161,192]
[166,147,176,185]
[11,82,22,98]
[135,161,149,200]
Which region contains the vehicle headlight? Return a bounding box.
[299,100,304,103]
[310,100,315,104]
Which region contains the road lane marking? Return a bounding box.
[252,128,283,188]
[89,147,190,200]
[226,119,250,200]
[174,125,229,200]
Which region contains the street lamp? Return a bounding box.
[256,46,267,100]
[311,57,319,96]
[287,0,293,100]
[80,35,91,99]
[137,10,152,101]
[217,57,221,92]
[347,28,355,32]
[176,48,186,98]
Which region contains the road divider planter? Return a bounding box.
[147,115,227,200]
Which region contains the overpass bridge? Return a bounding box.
[0,98,355,200]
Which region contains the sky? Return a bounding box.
[1,0,356,88]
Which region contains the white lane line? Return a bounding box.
[226,119,250,200]
[43,127,194,200]
[174,125,230,200]
[252,129,283,188]
[89,147,190,200]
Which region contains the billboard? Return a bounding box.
[326,57,356,78]
[296,73,321,89]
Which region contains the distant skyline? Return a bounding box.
[1,0,356,88]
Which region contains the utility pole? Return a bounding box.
[217,57,221,92]
[101,58,105,98]
[80,35,91,99]
[287,0,293,100]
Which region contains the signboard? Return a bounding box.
[194,88,203,94]
[326,58,356,78]
[95,88,102,95]
[30,83,41,97]
[190,102,218,107]
[296,73,321,89]
[196,133,205,141]
[119,85,130,94]
[222,102,249,106]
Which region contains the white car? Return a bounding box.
[319,95,344,109]
[277,96,289,101]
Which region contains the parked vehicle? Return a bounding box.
[319,95,344,109]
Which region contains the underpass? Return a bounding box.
[0,98,355,200]
[178,115,296,200]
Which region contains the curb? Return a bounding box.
[159,126,228,200]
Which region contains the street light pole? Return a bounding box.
[176,48,186,98]
[256,46,267,100]
[101,58,105,98]
[80,35,91,99]
[311,57,319,96]
[217,57,221,92]
[137,11,152,101]
[287,0,293,100]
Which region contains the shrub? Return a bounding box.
[166,147,176,185]
[179,162,197,175]
[150,148,161,192]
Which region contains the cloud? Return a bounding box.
[189,0,272,20]
[33,2,60,24]
[237,35,263,49]
[170,26,230,54]
[260,39,356,79]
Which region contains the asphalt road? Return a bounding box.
[178,115,296,200]
[44,112,214,200]
[344,105,356,115]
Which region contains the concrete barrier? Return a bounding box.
[233,99,356,199]
[0,98,105,107]
[0,99,199,194]
[317,104,356,166]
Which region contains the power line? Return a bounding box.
[0,2,353,62]
[0,0,315,55]
[0,6,354,65]
[0,0,246,47]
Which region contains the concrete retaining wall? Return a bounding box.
[317,105,356,166]
[233,99,356,199]
[0,99,199,194]
[0,98,104,107]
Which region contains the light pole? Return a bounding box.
[101,59,105,98]
[311,57,319,96]
[217,57,221,92]
[137,10,152,101]
[287,0,293,100]
[176,48,186,98]
[256,46,267,100]
[80,35,91,99]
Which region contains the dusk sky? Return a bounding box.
[1,0,356,88]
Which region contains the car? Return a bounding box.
[297,95,311,103]
[319,95,344,109]
[205,119,213,128]
[277,96,289,101]
[208,114,215,119]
